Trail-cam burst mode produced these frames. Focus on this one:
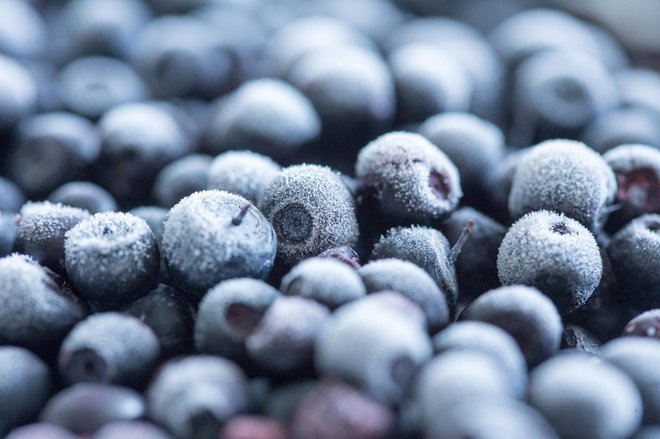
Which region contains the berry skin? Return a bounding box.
[221,416,287,439]
[509,139,616,231]
[163,191,277,300]
[529,353,642,439]
[356,131,462,225]
[608,214,660,311]
[460,285,563,366]
[497,210,603,314]
[259,165,358,265]
[318,245,361,270]
[582,107,660,153]
[58,312,160,388]
[623,309,660,339]
[616,68,660,117]
[0,54,38,133]
[0,213,18,257]
[280,257,366,309]
[0,177,26,213]
[6,424,78,439]
[0,0,46,59]
[0,346,51,436]
[153,154,213,208]
[561,325,601,354]
[49,181,118,214]
[359,258,450,332]
[93,421,172,439]
[195,278,281,363]
[14,201,90,272]
[207,150,281,205]
[65,212,160,309]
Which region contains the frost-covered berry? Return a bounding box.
[497,211,602,314]
[163,191,277,299]
[280,257,366,309]
[207,150,281,205]
[356,131,462,224]
[509,139,616,231]
[65,212,160,309]
[48,181,118,214]
[259,165,358,265]
[153,154,213,209]
[623,309,660,339]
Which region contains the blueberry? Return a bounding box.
[153,154,213,208]
[426,397,559,439]
[608,214,660,310]
[40,383,145,435]
[93,421,172,439]
[132,16,239,99]
[163,191,277,299]
[616,68,660,118]
[488,148,529,220]
[359,258,449,332]
[355,131,462,226]
[203,79,321,160]
[259,165,358,265]
[129,206,167,245]
[221,416,287,439]
[6,424,77,439]
[0,346,51,436]
[389,44,471,124]
[583,107,660,153]
[316,299,432,404]
[147,356,249,439]
[15,201,90,272]
[195,278,281,362]
[529,353,642,439]
[0,213,18,257]
[345,291,428,329]
[497,210,602,314]
[207,150,281,205]
[289,379,395,439]
[561,324,601,354]
[460,285,562,366]
[7,112,100,197]
[247,296,329,375]
[263,380,316,424]
[0,0,46,59]
[64,212,160,309]
[623,309,660,339]
[0,177,25,213]
[0,254,86,350]
[604,144,660,231]
[419,112,505,202]
[0,54,38,132]
[509,139,616,231]
[318,245,361,270]
[59,312,160,387]
[49,181,118,214]
[56,56,147,119]
[432,321,527,397]
[633,427,660,439]
[280,257,366,309]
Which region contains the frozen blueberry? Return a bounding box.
[0,254,86,350]
[345,291,428,329]
[129,206,167,244]
[497,210,602,314]
[163,191,277,299]
[316,299,433,404]
[6,424,77,439]
[604,144,660,231]
[583,107,660,153]
[96,102,191,204]
[49,181,118,214]
[207,150,281,205]
[280,257,366,309]
[14,201,90,272]
[389,44,471,124]
[460,285,562,366]
[59,312,160,388]
[40,383,145,435]
[356,131,462,226]
[609,214,660,310]
[318,245,361,270]
[432,321,527,397]
[561,325,601,354]
[56,57,147,119]
[426,397,559,439]
[0,54,38,132]
[359,258,449,332]
[488,148,529,220]
[221,416,286,439]
[624,309,660,339]
[58,0,151,61]
[0,0,46,59]
[0,177,25,213]
[419,112,505,201]
[122,284,194,357]
[153,154,213,208]
[147,356,249,439]
[93,421,172,439]
[7,112,100,197]
[0,346,51,436]
[616,68,660,118]
[0,213,17,257]
[509,50,618,146]
[65,212,160,309]
[529,353,642,439]
[509,139,616,231]
[195,278,281,362]
[259,165,358,265]
[415,351,516,435]
[441,207,506,301]
[203,79,321,160]
[290,379,394,439]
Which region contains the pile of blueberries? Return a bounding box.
[2,0,660,438]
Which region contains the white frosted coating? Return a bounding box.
[18,201,90,244]
[604,143,660,175]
